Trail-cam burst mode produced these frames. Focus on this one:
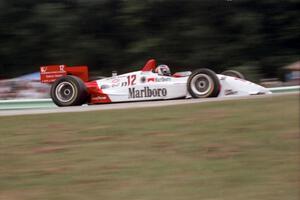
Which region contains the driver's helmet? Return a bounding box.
[155,64,171,76]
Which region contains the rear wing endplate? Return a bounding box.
[40,65,89,83]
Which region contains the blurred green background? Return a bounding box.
[0,0,299,79]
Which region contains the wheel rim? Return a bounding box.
[190,74,214,97]
[55,82,76,103]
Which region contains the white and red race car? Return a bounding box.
[40,59,271,106]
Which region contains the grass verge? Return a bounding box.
[0,94,299,200]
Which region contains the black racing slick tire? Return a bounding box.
[187,68,220,98]
[221,70,245,80]
[50,75,88,107]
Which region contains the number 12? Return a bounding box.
[127,75,136,86]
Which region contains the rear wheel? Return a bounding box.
[50,75,88,106]
[221,70,245,80]
[187,68,220,98]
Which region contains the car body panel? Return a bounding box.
[95,71,189,103]
[217,74,272,97]
[40,59,272,105]
[90,70,271,103]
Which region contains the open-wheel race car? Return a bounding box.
[40,59,271,107]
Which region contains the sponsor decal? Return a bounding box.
[101,84,110,89]
[111,78,120,87]
[140,76,146,83]
[44,74,64,78]
[224,89,238,95]
[147,77,155,82]
[41,67,47,73]
[59,65,65,71]
[129,87,167,98]
[92,96,107,100]
[156,77,171,82]
[146,77,171,83]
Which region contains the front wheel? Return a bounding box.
[50,75,88,107]
[187,68,220,98]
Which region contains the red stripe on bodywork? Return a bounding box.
[141,59,156,71]
[85,81,111,104]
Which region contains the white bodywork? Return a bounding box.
[96,70,271,102]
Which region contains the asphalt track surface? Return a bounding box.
[0,92,298,117]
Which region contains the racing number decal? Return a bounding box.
[127,75,136,86]
[121,75,137,87]
[131,75,136,85]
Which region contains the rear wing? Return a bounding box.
[40,65,89,83]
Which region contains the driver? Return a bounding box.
[155,64,171,76]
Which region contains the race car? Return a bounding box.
[40,59,271,107]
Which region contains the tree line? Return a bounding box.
[0,0,299,80]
